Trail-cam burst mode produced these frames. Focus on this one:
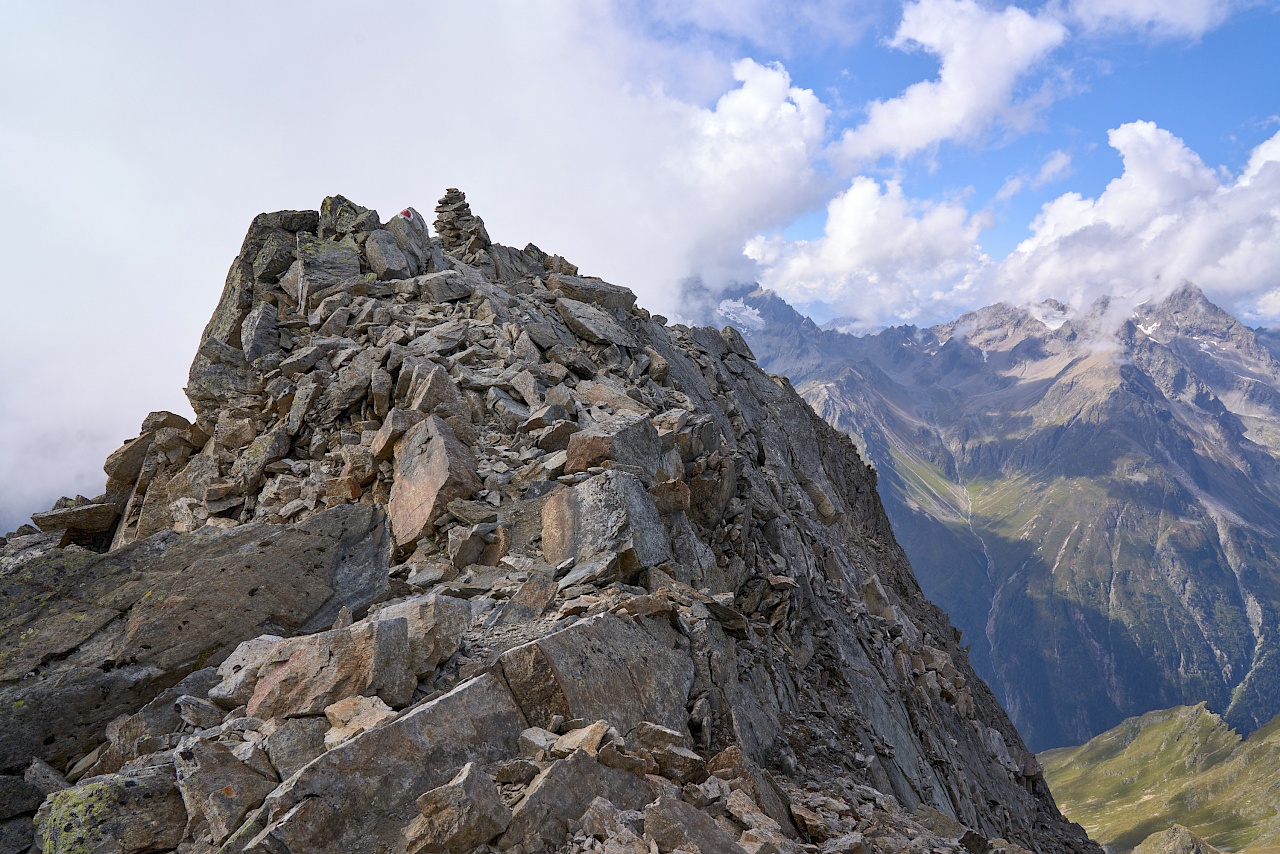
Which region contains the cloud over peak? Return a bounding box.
[1000,121,1280,320]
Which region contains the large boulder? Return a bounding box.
[541,471,671,573]
[33,765,187,854]
[555,297,638,348]
[0,504,390,773]
[175,737,277,845]
[501,750,655,852]
[369,594,470,678]
[230,673,528,853]
[545,273,636,311]
[246,616,414,719]
[388,416,481,546]
[498,613,693,735]
[564,413,660,483]
[403,762,511,854]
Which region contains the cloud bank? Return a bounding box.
[752,121,1280,329]
[1000,121,1280,321]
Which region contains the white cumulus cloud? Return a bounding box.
[836,0,1067,163]
[746,177,990,328]
[997,121,1280,320]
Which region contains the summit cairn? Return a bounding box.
[434,187,493,262]
[1,191,1099,854]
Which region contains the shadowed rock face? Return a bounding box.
[740,284,1280,752]
[2,193,1097,854]
[0,504,389,772]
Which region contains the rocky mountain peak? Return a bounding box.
[740,283,1280,754]
[1,193,1096,853]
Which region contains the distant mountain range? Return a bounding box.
[1042,703,1280,852]
[736,283,1280,751]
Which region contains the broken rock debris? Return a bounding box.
[1,190,1096,854]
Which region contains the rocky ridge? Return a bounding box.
[0,191,1094,853]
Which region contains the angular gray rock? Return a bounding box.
[297,232,361,311]
[541,471,672,572]
[33,765,187,854]
[502,749,656,852]
[241,302,280,364]
[565,412,661,482]
[555,297,638,348]
[644,795,743,854]
[246,615,414,718]
[0,505,389,772]
[498,614,693,734]
[369,594,470,677]
[175,736,277,845]
[29,502,118,534]
[546,272,637,310]
[388,416,481,545]
[365,228,411,280]
[245,673,527,852]
[402,762,510,854]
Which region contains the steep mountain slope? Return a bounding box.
[0,193,1095,852]
[1042,704,1280,852]
[739,285,1280,751]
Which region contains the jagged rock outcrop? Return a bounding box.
[1,192,1096,853]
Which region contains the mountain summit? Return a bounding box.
[0,192,1094,852]
[741,283,1280,751]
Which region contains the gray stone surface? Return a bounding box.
[499,614,693,735]
[0,505,389,773]
[246,616,414,718]
[541,471,672,571]
[555,297,638,348]
[241,673,527,852]
[34,765,187,854]
[403,762,510,854]
[365,229,410,281]
[388,416,481,546]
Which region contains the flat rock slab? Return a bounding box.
[498,613,693,736]
[30,503,118,533]
[0,504,389,773]
[546,273,637,311]
[541,471,671,570]
[236,672,528,853]
[555,297,638,348]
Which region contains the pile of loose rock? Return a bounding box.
[0,192,1098,854]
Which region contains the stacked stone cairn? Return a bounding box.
[0,192,1099,854]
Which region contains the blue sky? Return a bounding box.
[2,0,1279,529]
